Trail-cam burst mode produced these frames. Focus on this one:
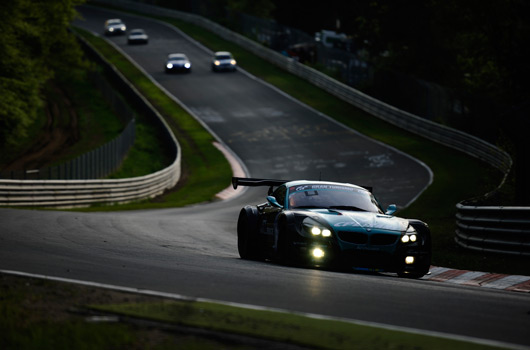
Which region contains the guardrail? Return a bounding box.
[0,32,181,208]
[0,165,179,208]
[455,204,530,256]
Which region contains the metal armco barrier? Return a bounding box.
[0,31,181,208]
[0,164,179,208]
[455,204,530,256]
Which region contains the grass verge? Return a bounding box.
[1,273,509,350]
[95,300,508,350]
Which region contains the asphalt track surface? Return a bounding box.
[1,5,529,349]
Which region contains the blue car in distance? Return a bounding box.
[233,177,431,278]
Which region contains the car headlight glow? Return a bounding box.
[184,63,191,68]
[401,226,417,243]
[214,60,220,66]
[401,234,417,243]
[308,225,331,237]
[121,26,126,31]
[166,63,173,69]
[109,27,114,32]
[302,218,332,238]
[312,247,325,258]
[405,256,415,264]
[230,59,237,65]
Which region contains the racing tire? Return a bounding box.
[398,221,432,279]
[237,207,261,260]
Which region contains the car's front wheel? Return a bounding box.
[237,207,261,260]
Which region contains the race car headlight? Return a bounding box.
[214,60,220,66]
[184,63,191,69]
[302,218,332,238]
[230,59,237,65]
[166,63,173,69]
[401,226,417,243]
[401,235,418,243]
[310,227,331,237]
[121,26,126,31]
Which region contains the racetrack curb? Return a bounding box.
[422,266,530,293]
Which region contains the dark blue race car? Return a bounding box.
[233,177,431,278]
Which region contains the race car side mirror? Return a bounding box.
[385,204,397,215]
[267,196,283,208]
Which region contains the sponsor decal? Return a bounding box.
[290,184,363,193]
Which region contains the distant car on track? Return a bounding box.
[165,53,191,73]
[127,29,148,44]
[211,51,237,72]
[233,177,432,278]
[104,18,126,36]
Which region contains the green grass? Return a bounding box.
[92,299,506,350]
[3,273,509,350]
[0,275,250,350]
[108,119,172,178]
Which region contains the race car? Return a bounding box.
[165,53,191,73]
[211,51,237,72]
[233,177,431,278]
[127,29,148,44]
[104,18,126,36]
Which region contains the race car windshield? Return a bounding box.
[288,184,383,213]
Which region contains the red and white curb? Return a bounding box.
[422,266,530,293]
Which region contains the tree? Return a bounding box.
[0,0,87,151]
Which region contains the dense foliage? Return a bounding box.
[0,0,87,150]
[271,0,529,108]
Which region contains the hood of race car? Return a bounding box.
[304,209,409,234]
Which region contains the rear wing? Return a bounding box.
[232,177,373,193]
[232,177,289,190]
